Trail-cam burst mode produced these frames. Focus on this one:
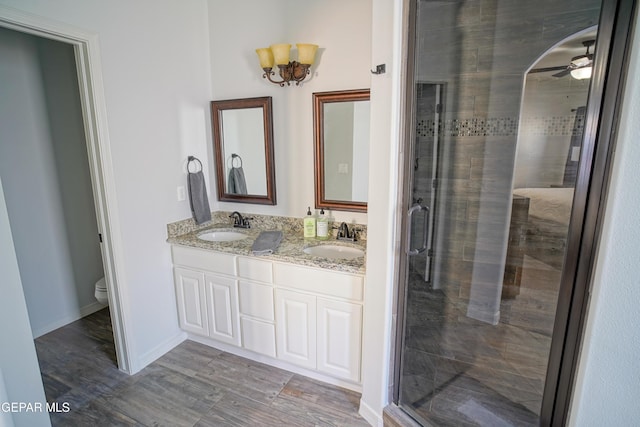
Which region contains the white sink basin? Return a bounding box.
[197,230,248,242]
[303,244,365,260]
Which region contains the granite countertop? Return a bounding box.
[167,223,366,275]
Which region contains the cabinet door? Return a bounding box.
[204,273,241,346]
[317,298,362,382]
[173,267,208,336]
[275,289,316,369]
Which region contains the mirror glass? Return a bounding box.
[211,97,276,205]
[313,89,370,212]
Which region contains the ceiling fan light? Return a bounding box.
[571,56,591,68]
[571,66,592,80]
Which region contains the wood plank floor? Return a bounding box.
[34,309,369,427]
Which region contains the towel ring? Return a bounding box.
[187,156,203,173]
[228,153,243,169]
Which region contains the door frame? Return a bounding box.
[392,0,636,425]
[0,6,134,373]
[543,0,636,424]
[391,0,419,408]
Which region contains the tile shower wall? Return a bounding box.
[414,0,601,312]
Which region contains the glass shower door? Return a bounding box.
[397,0,604,425]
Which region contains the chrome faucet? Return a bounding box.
[336,222,356,241]
[229,211,252,229]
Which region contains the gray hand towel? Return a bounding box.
[188,170,211,225]
[251,231,283,255]
[227,167,248,195]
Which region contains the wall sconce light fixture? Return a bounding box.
[255,43,318,87]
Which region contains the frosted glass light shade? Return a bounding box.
[296,44,318,65]
[571,66,592,80]
[270,44,291,66]
[255,48,274,69]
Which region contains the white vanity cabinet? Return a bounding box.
[316,297,363,382]
[275,288,317,369]
[173,267,208,336]
[172,246,240,345]
[204,273,240,346]
[171,244,364,386]
[273,262,364,382]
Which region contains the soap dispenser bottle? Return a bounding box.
[316,208,329,240]
[304,207,316,239]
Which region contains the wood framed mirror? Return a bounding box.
[313,89,370,212]
[211,96,277,205]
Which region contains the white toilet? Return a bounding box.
[95,277,108,305]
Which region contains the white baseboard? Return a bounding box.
[31,301,108,338]
[187,334,363,393]
[131,331,187,374]
[80,301,107,317]
[359,398,383,427]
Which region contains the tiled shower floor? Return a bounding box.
[400,255,560,426]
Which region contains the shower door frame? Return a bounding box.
[542,0,636,424]
[392,0,637,425]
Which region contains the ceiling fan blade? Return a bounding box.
[529,65,569,74]
[552,68,572,78]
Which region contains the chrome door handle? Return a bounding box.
[406,204,430,255]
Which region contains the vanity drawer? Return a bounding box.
[273,263,364,302]
[171,246,236,276]
[238,257,273,283]
[241,317,276,358]
[238,280,275,321]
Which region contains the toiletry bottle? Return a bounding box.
[304,207,316,239]
[316,208,329,240]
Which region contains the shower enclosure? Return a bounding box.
[394,0,633,425]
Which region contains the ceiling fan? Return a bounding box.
[530,40,595,79]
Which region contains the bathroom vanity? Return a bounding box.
[167,212,366,391]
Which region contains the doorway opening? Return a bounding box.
[0,27,108,338]
[0,9,131,374]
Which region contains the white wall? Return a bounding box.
[0,176,51,427]
[0,28,103,337]
[0,369,15,427]
[207,0,372,224]
[0,0,213,370]
[569,8,640,425]
[359,0,404,425]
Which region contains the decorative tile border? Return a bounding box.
[416,114,585,138]
[520,114,585,137]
